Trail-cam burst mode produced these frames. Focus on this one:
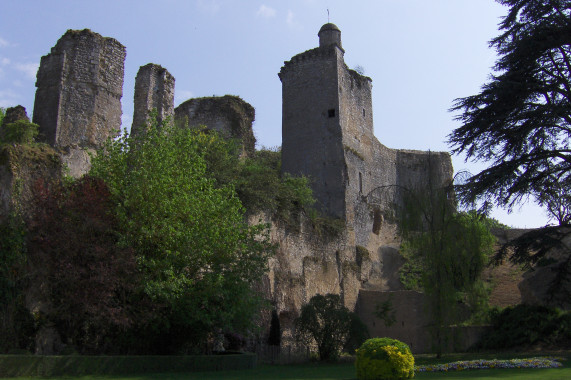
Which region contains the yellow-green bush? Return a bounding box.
[355,338,414,380]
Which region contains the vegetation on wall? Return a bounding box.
[0,120,39,145]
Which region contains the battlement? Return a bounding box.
[278,46,340,79]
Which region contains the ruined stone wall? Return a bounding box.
[0,145,61,222]
[396,149,454,191]
[0,106,62,221]
[356,290,488,353]
[255,212,379,347]
[174,95,256,157]
[132,63,175,136]
[33,29,125,177]
[279,47,347,218]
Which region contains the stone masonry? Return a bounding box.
[272,24,455,351]
[33,29,125,177]
[14,25,486,354]
[131,63,175,136]
[175,95,256,157]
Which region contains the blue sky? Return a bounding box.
[0,0,552,227]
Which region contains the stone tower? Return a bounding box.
[33,29,125,177]
[279,23,374,218]
[131,63,175,136]
[174,95,256,158]
[280,24,453,238]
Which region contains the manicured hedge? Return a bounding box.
[0,353,256,377]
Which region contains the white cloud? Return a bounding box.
[14,62,39,80]
[0,37,9,48]
[256,5,276,19]
[286,10,301,29]
[1,57,10,65]
[197,0,221,14]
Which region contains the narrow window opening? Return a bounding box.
[372,208,382,235]
[328,109,335,118]
[359,172,363,194]
[363,108,366,117]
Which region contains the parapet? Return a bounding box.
[278,46,339,81]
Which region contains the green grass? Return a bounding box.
[1,353,569,380]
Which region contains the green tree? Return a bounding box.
[234,147,315,223]
[90,120,273,353]
[397,181,494,357]
[448,0,571,219]
[0,213,33,353]
[27,177,139,353]
[294,293,368,361]
[449,0,571,307]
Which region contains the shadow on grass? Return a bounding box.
[2,352,570,380]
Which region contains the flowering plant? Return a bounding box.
[416,357,563,372]
[355,338,414,380]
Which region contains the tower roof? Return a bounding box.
[318,23,342,50]
[318,23,340,34]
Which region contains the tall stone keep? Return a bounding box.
[279,23,373,218]
[131,63,175,136]
[279,23,453,225]
[33,29,125,177]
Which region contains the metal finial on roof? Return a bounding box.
[327,9,330,23]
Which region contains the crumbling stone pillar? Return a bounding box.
[131,63,175,137]
[32,29,125,177]
[1,105,30,127]
[174,95,256,158]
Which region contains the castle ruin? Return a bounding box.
[131,63,175,136]
[33,29,125,178]
[2,25,474,354]
[175,95,256,157]
[267,23,455,352]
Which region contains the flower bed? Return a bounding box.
[416,357,563,372]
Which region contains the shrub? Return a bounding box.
[0,120,39,144]
[355,338,414,380]
[295,293,368,361]
[477,304,571,349]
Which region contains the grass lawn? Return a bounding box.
[1,353,569,380]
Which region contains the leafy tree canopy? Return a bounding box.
[90,119,274,352]
[28,177,138,353]
[449,0,571,224]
